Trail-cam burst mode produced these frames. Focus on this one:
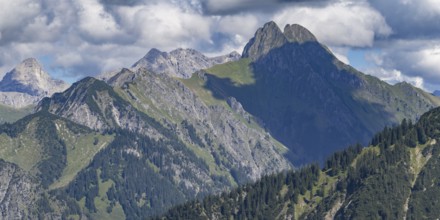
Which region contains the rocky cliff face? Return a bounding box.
[0,58,69,108]
[132,48,240,78]
[31,71,291,217]
[109,68,291,181]
[242,22,319,61]
[0,160,40,219]
[242,21,288,60]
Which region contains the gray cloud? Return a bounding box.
[355,0,440,90]
[368,0,440,40]
[100,0,144,6]
[0,0,438,91]
[200,0,331,15]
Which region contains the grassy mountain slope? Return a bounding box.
[0,74,291,219]
[0,110,113,219]
[159,106,440,220]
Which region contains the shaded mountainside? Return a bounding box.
[0,73,291,219]
[159,106,440,220]
[188,21,440,164]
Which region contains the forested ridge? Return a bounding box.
[158,107,440,220]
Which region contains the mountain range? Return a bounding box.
[0,21,439,219]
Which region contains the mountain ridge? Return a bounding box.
[131,48,241,78]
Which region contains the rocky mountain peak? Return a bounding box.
[141,48,167,62]
[0,58,68,95]
[242,21,288,60]
[284,24,317,43]
[0,58,70,108]
[242,21,319,60]
[0,58,49,93]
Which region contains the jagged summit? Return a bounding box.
[0,58,68,96]
[242,21,318,60]
[0,58,69,108]
[284,24,317,43]
[242,21,288,60]
[132,48,240,78]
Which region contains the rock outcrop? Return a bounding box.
[0,160,40,219]
[242,22,319,60]
[132,48,240,78]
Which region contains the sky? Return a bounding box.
[0,0,439,91]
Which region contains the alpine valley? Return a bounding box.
[0,21,439,220]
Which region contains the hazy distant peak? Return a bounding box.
[0,58,69,108]
[132,48,240,78]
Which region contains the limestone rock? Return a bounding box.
[132,48,240,78]
[0,58,69,108]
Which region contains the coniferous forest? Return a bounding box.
[158,107,440,219]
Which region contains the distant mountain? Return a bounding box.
[433,90,440,96]
[0,58,69,109]
[188,21,440,164]
[160,106,440,220]
[131,48,240,78]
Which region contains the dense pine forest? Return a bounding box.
[158,107,440,219]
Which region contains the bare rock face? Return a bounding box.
[108,69,292,182]
[242,21,288,60]
[0,92,41,108]
[0,160,40,219]
[0,58,70,108]
[132,48,240,78]
[284,24,317,43]
[242,22,318,61]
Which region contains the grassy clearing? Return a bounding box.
[180,73,226,107]
[408,139,435,185]
[351,146,380,168]
[74,170,126,220]
[0,118,42,172]
[91,174,125,220]
[205,59,255,86]
[180,59,254,106]
[50,121,114,189]
[294,171,339,219]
